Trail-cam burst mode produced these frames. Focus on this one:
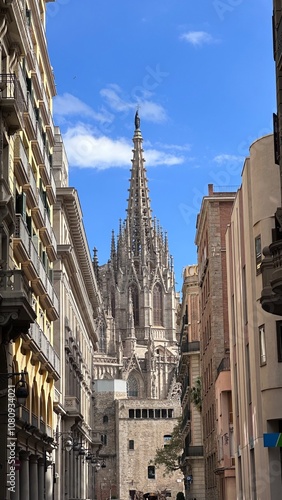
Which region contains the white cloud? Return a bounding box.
[62,124,184,170]
[180,31,215,46]
[213,154,244,164]
[100,85,167,123]
[54,93,113,124]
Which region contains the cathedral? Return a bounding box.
[92,113,182,500]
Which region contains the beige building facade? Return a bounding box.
[178,265,205,500]
[226,134,282,499]
[0,0,60,498]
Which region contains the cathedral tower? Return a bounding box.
[93,114,182,500]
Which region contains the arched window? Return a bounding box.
[127,375,138,398]
[153,283,163,326]
[130,285,139,326]
[103,415,108,424]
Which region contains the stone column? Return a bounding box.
[29,455,38,500]
[38,458,45,500]
[19,451,30,500]
[10,448,20,500]
[45,464,53,500]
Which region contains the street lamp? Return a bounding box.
[64,437,73,452]
[0,370,29,407]
[15,372,29,405]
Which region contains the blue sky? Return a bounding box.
[46,0,274,289]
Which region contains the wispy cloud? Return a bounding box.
[213,154,244,164]
[180,31,216,46]
[54,93,113,124]
[100,84,167,123]
[62,124,184,170]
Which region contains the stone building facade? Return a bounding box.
[177,265,205,500]
[93,114,182,500]
[226,134,282,499]
[52,128,104,500]
[195,185,236,500]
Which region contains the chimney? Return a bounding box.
[208,184,214,196]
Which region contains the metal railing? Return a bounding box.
[184,445,204,457]
[0,268,31,303]
[0,73,26,113]
[181,340,200,354]
[29,322,60,376]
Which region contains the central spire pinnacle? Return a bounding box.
[134,110,141,130]
[126,113,152,259]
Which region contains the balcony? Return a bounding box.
[46,115,55,147]
[31,123,44,166]
[14,215,38,280]
[28,322,60,379]
[39,86,50,125]
[46,172,56,205]
[14,135,29,186]
[39,147,51,186]
[24,93,37,140]
[181,340,200,355]
[13,215,58,319]
[260,213,282,315]
[30,53,43,99]
[0,269,36,341]
[0,73,26,134]
[31,192,45,229]
[23,166,38,209]
[183,446,204,458]
[64,396,83,420]
[217,357,230,377]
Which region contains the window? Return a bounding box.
[101,434,107,446]
[129,440,134,450]
[276,321,282,362]
[164,435,172,447]
[127,375,138,397]
[148,466,155,479]
[259,324,266,365]
[103,415,108,424]
[153,283,163,326]
[255,235,262,274]
[129,409,134,419]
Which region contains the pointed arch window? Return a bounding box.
[130,285,139,326]
[153,283,163,326]
[127,375,138,398]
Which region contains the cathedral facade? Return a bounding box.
[93,114,182,500]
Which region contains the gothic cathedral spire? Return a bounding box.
[126,111,153,263]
